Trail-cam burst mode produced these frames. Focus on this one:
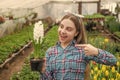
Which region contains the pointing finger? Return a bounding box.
[75,44,87,48]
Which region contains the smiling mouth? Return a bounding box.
[61,35,67,38]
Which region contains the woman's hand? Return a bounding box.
[75,44,99,56]
[41,58,46,73]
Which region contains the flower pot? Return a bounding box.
[30,58,45,72]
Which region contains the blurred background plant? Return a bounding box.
[88,35,120,80]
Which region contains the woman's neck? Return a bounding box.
[61,43,70,49]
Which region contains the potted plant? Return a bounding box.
[30,21,45,72]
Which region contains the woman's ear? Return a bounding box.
[75,32,78,37]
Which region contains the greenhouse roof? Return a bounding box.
[0,0,50,8]
[0,0,119,9]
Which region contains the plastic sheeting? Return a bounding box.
[0,18,26,38]
[0,0,50,8]
[0,0,119,9]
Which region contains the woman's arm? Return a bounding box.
[86,49,117,66]
[75,44,117,66]
[40,70,53,80]
[40,48,54,80]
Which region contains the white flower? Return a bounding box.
[33,21,44,43]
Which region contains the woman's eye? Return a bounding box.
[67,27,72,31]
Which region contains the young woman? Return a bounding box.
[40,14,117,80]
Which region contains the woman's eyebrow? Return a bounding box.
[66,26,74,28]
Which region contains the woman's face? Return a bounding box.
[58,19,78,46]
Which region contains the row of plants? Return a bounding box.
[104,15,120,37]
[84,13,105,19]
[84,14,120,38]
[83,14,105,32]
[88,35,120,55]
[87,33,120,80]
[90,61,120,80]
[10,25,58,80]
[0,25,33,64]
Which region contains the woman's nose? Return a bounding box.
[61,29,66,34]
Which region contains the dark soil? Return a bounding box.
[0,46,33,80]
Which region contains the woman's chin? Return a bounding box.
[59,39,65,43]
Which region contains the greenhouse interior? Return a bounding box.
[0,0,120,80]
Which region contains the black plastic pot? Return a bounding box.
[30,58,44,72]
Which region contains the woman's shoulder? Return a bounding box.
[46,46,57,53]
[46,46,58,56]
